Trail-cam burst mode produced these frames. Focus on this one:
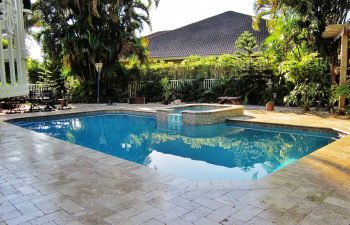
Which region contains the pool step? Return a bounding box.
[168,113,182,124]
[167,122,182,132]
[167,113,182,132]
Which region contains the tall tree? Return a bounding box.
[31,0,158,101]
[235,31,258,57]
[254,0,350,84]
[254,0,350,55]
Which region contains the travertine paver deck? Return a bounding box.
[0,104,349,225]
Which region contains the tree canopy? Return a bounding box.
[234,31,259,57]
[254,0,350,56]
[30,0,158,101]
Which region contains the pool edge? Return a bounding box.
[4,108,348,189]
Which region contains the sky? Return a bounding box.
[142,0,256,35]
[28,0,257,61]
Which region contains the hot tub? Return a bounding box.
[156,104,244,125]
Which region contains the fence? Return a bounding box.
[128,82,143,98]
[168,79,217,90]
[28,84,51,93]
[0,0,29,98]
[129,79,218,97]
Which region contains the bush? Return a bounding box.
[176,77,206,102]
[280,52,327,84]
[138,81,163,103]
[169,75,279,105]
[127,54,273,81]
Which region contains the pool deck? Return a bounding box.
[0,104,349,225]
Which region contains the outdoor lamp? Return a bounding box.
[95,62,103,103]
[95,62,103,73]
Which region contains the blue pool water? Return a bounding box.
[13,114,338,180]
[173,107,212,113]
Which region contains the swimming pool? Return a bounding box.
[13,113,338,180]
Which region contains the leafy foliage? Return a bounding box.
[160,77,172,103]
[30,0,157,102]
[23,1,349,111]
[280,53,329,111]
[284,83,325,111]
[337,85,350,98]
[26,58,46,84]
[254,0,350,57]
[235,31,259,57]
[129,54,272,80]
[279,53,327,83]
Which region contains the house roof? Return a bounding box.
[145,31,170,39]
[147,11,269,60]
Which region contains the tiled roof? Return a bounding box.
[147,11,269,59]
[145,31,170,39]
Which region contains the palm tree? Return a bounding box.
[31,0,158,101]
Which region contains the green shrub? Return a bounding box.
[138,81,163,103]
[176,78,206,102]
[284,82,328,111]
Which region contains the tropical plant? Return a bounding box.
[284,82,326,111]
[31,0,159,102]
[160,77,172,103]
[279,52,327,84]
[26,58,46,84]
[336,82,350,98]
[235,31,259,57]
[129,54,272,81]
[176,78,206,102]
[254,0,350,66]
[325,85,339,113]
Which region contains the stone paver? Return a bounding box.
[206,205,238,222]
[0,104,349,224]
[154,206,188,223]
[231,205,264,222]
[129,207,164,224]
[181,206,213,223]
[193,217,220,225]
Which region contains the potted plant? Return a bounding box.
[266,101,274,111]
[59,99,67,107]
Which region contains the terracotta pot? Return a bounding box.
[59,99,65,106]
[266,103,274,111]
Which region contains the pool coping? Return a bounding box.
[156,104,244,125]
[5,108,346,135]
[226,119,346,136]
[156,103,237,113]
[3,108,349,190]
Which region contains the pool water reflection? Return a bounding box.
[14,114,337,180]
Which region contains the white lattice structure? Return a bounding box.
[0,0,29,98]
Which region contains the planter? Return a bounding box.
[128,97,146,104]
[59,99,66,107]
[303,106,310,112]
[266,102,274,111]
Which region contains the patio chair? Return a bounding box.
[41,90,57,111]
[218,96,242,105]
[26,90,42,112]
[4,97,22,114]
